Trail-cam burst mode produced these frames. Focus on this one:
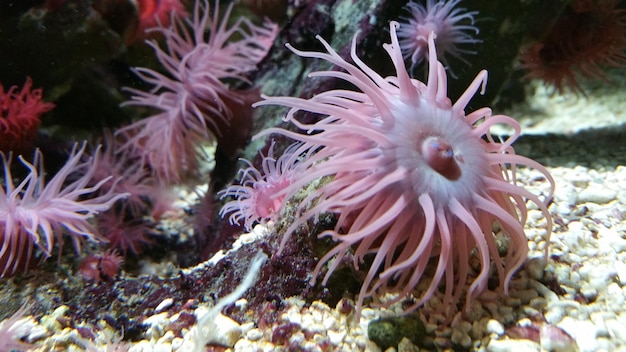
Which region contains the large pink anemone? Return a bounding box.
[119,0,277,182]
[253,21,554,317]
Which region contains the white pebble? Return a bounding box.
[153,342,172,352]
[171,337,183,350]
[234,298,248,310]
[578,187,617,204]
[558,317,598,352]
[605,318,626,342]
[327,329,346,346]
[155,298,174,313]
[540,324,577,352]
[487,338,540,352]
[246,328,264,341]
[486,319,504,335]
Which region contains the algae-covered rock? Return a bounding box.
[368,315,426,350]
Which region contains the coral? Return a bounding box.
[520,0,626,94]
[118,0,278,183]
[253,22,554,317]
[0,77,54,154]
[0,143,128,277]
[397,0,480,72]
[219,142,304,231]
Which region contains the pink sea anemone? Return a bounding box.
[0,143,128,277]
[87,132,157,217]
[397,0,480,71]
[254,21,554,317]
[0,77,54,154]
[96,211,156,256]
[219,142,303,231]
[119,0,278,183]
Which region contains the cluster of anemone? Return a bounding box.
[222,21,554,317]
[0,0,279,280]
[86,133,164,256]
[118,0,278,183]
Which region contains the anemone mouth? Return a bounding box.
[421,135,461,180]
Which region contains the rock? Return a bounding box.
[367,316,426,350]
[487,338,541,352]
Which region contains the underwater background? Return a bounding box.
[1,0,625,351]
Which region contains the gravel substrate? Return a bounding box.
[226,164,626,352]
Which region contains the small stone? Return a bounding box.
[558,317,598,352]
[246,328,264,341]
[288,331,305,345]
[580,286,598,301]
[367,316,426,349]
[540,324,577,352]
[152,342,172,352]
[206,314,242,347]
[181,311,242,349]
[171,337,183,350]
[525,259,546,281]
[606,318,626,341]
[487,338,540,352]
[155,298,174,313]
[577,187,617,204]
[397,337,421,352]
[234,298,248,310]
[450,328,471,348]
[511,289,539,304]
[486,319,504,335]
[327,329,346,346]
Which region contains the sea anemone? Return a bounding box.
[0,143,128,277]
[79,249,124,282]
[87,132,156,217]
[119,0,278,183]
[520,0,626,94]
[397,0,480,72]
[96,210,156,256]
[254,21,554,317]
[219,142,304,231]
[0,77,54,154]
